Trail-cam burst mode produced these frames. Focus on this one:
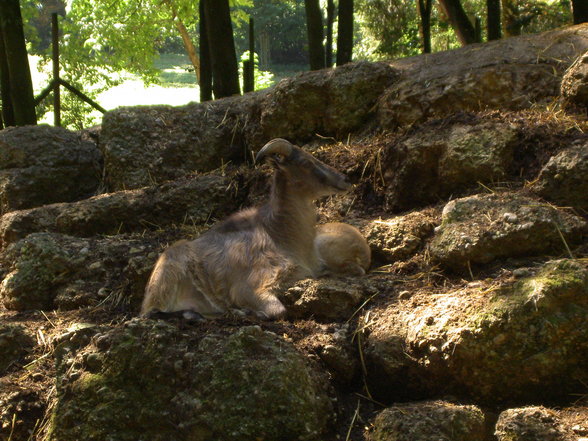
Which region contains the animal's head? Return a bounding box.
[256,138,351,199]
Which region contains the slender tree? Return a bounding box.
[501,0,521,36]
[304,0,325,70]
[325,0,335,67]
[417,0,433,53]
[336,0,354,65]
[487,0,501,40]
[201,0,240,98]
[572,0,588,24]
[199,0,212,102]
[0,0,37,126]
[437,0,478,45]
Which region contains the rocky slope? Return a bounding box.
[1,24,588,441]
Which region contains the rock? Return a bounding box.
[0,125,101,213]
[0,232,165,311]
[378,25,588,128]
[365,259,588,404]
[100,92,265,191]
[316,325,359,384]
[281,278,371,320]
[0,173,243,247]
[48,321,334,441]
[534,142,588,212]
[369,401,486,441]
[495,407,569,441]
[364,210,438,262]
[379,117,518,212]
[0,324,35,373]
[0,388,45,441]
[430,193,587,270]
[259,61,397,142]
[561,51,588,109]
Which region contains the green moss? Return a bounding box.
[49,323,332,441]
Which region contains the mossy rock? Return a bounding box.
[366,259,588,404]
[0,232,163,311]
[48,321,334,441]
[430,193,587,270]
[0,323,35,373]
[369,401,486,441]
[495,407,570,441]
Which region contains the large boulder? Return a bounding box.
[533,142,588,212]
[259,61,397,142]
[561,51,588,109]
[0,125,101,213]
[100,92,265,191]
[369,401,486,441]
[365,259,588,404]
[430,193,587,270]
[495,407,571,441]
[378,24,588,128]
[48,321,334,441]
[380,116,519,212]
[0,173,244,247]
[0,232,168,311]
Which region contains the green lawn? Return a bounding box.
[31,52,306,125]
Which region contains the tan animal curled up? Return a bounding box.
[141,138,351,320]
[315,222,371,276]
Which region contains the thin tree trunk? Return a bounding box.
[0,0,37,126]
[0,30,15,127]
[202,0,240,98]
[174,18,200,83]
[572,0,588,24]
[162,0,200,83]
[487,0,501,40]
[501,0,521,37]
[325,0,335,67]
[417,0,433,53]
[304,0,325,70]
[336,0,354,65]
[199,0,212,101]
[437,0,477,45]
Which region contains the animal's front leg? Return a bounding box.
[231,284,286,320]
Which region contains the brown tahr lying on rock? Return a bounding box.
[141,138,351,320]
[315,222,371,276]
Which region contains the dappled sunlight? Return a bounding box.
[97,79,199,109]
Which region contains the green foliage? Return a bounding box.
[239,50,275,90]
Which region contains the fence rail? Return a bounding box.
[34,13,105,126]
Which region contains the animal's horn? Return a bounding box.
[255,138,294,163]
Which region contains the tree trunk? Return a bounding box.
[487,0,501,40]
[202,0,240,98]
[572,0,588,24]
[199,0,212,102]
[437,0,477,45]
[325,0,335,67]
[174,18,200,83]
[417,0,433,53]
[0,0,37,126]
[304,0,325,70]
[336,0,354,65]
[501,0,521,37]
[0,31,15,127]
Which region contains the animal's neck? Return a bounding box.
[265,173,319,273]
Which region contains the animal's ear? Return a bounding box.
[255,138,294,164]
